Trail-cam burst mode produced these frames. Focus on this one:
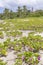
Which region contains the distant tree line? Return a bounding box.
[0,5,43,19]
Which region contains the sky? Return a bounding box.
[0,0,43,13]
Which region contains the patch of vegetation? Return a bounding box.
[0,17,43,31]
[0,60,6,65]
[0,32,4,39]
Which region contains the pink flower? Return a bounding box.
[29,57,32,61]
[29,48,33,51]
[22,55,25,61]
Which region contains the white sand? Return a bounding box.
[0,50,17,65]
[38,50,43,65]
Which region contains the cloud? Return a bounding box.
[0,0,43,12]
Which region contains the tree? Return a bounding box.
[3,8,10,19]
[17,6,22,17]
[9,10,15,19]
[23,5,28,17]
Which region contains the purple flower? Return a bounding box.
[29,57,32,61]
[22,55,25,61]
[38,56,40,61]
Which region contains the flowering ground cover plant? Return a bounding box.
[0,0,43,64]
[0,19,43,65]
[14,52,40,65]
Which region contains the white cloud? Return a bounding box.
[0,0,43,11]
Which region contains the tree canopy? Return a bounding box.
[0,6,43,19]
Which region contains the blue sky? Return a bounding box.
[0,0,43,13]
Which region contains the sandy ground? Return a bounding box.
[0,50,17,65]
[0,30,32,43]
[6,50,17,65]
[0,31,43,43]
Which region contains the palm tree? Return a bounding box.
[4,8,10,19]
[23,5,28,17]
[17,6,22,17]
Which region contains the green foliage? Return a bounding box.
[14,52,39,65]
[0,60,6,65]
[0,44,7,56]
[0,6,43,19]
[0,17,43,31]
[0,31,42,65]
[6,31,22,37]
[0,32,4,39]
[14,59,22,65]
